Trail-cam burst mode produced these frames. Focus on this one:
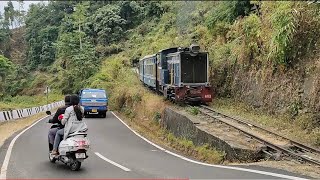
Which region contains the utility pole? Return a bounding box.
[79,16,82,50]
[45,86,50,105]
[46,86,49,105]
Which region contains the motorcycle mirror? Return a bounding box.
[46,111,51,115]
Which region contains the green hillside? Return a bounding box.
[1,1,320,146]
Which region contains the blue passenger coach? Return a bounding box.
[140,54,157,89]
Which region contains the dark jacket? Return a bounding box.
[48,104,70,127]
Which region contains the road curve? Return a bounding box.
[0,112,309,179]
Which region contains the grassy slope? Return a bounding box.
[87,1,319,154]
[0,93,63,111]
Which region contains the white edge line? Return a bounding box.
[95,152,131,172]
[111,111,308,180]
[0,115,49,179]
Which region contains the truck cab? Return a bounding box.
[79,88,108,118]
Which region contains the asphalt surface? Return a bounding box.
[0,112,310,179]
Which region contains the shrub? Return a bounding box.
[188,107,200,115]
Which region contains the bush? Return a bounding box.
[188,107,200,115]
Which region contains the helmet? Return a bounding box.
[65,95,71,105]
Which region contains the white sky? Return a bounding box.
[0,1,46,14]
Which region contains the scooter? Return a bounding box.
[46,111,90,171]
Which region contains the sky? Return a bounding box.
[0,1,45,14]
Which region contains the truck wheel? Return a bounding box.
[101,112,106,118]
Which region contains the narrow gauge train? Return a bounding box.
[139,44,213,104]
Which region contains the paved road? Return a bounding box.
[0,112,309,179]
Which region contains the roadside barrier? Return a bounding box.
[0,100,64,122]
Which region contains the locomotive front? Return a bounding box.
[166,44,213,104]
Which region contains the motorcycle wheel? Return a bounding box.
[70,157,81,171]
[48,152,56,163]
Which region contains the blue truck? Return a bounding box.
[79,88,108,118]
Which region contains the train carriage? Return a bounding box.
[140,54,157,89]
[139,44,213,104]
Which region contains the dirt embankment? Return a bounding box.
[0,27,27,65]
[211,53,320,127]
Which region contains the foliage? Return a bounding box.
[25,2,67,69]
[206,1,252,32]
[0,56,15,91]
[263,2,320,66]
[266,2,296,65]
[188,107,200,116]
[90,4,126,45]
[0,93,63,111]
[0,55,14,97]
[55,31,98,94]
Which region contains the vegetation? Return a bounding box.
[0,93,63,111]
[1,1,318,97]
[0,0,320,160]
[211,98,320,147]
[187,107,200,116]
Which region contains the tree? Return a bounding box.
[17,0,26,26]
[0,55,15,96]
[55,31,98,93]
[91,5,126,45]
[117,1,143,29]
[25,2,66,69]
[72,2,89,50]
[5,1,15,29]
[0,12,10,43]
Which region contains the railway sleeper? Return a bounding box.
[261,147,283,161]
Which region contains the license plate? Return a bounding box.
[75,153,86,159]
[92,109,97,113]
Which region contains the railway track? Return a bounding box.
[197,105,320,166]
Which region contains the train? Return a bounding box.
[138,44,213,104]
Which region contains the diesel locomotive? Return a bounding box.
[139,44,213,104]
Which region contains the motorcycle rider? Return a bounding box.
[52,94,88,155]
[48,95,71,151]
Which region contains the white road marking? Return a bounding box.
[94,152,131,172]
[111,111,307,180]
[0,115,48,179]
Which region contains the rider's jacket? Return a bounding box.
[61,106,88,140]
[48,104,71,128]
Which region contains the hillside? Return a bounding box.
[0,1,319,145]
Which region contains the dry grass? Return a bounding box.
[114,90,225,164]
[0,112,47,147]
[210,98,320,148]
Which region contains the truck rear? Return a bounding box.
[79,89,108,118]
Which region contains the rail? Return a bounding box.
[198,105,320,166]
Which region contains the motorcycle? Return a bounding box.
[46,111,90,171]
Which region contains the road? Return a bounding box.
[0,112,309,179]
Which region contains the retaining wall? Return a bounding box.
[162,107,264,162]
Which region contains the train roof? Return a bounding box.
[158,47,179,53]
[139,54,156,61]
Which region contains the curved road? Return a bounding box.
[0,112,309,179]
